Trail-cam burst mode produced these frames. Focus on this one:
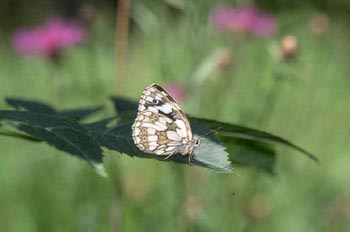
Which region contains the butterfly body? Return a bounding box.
[132,83,200,163]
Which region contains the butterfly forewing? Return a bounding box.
[132,83,198,159]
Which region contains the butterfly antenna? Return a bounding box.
[198,127,222,139]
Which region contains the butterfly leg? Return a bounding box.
[164,153,175,160]
[163,147,180,160]
[188,152,193,165]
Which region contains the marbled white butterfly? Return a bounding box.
[132,83,200,163]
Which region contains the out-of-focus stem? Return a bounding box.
[109,157,124,232]
[115,0,131,94]
[257,73,282,126]
[109,0,130,229]
[171,165,191,231]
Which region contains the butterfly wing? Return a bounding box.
[132,111,183,155]
[132,83,193,156]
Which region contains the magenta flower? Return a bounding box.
[212,5,278,38]
[164,82,186,103]
[12,17,84,57]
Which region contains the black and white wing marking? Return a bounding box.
[131,83,199,159]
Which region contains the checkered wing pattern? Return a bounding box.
[132,83,199,160]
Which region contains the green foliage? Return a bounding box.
[0,110,103,165]
[221,137,276,173]
[0,97,317,174]
[5,98,102,121]
[191,117,319,163]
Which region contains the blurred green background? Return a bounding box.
[0,0,349,231]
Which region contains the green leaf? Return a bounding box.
[6,97,56,114]
[5,97,101,121]
[0,127,42,142]
[56,107,102,121]
[0,96,317,174]
[110,96,318,171]
[110,96,138,115]
[191,117,319,163]
[221,137,276,173]
[86,118,232,173]
[0,110,104,166]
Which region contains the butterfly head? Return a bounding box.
[184,138,200,165]
[193,138,201,147]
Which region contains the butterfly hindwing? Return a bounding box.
[132,111,182,155]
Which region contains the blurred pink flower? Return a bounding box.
[12,17,84,57]
[164,82,186,103]
[212,5,278,38]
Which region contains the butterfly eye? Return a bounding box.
[195,140,200,146]
[152,99,159,104]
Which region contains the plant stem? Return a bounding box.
[109,156,124,232]
[109,0,131,228]
[171,165,193,232]
[115,0,131,94]
[85,26,101,96]
[257,73,283,126]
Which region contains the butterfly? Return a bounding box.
[131,83,200,164]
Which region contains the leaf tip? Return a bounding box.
[93,163,108,178]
